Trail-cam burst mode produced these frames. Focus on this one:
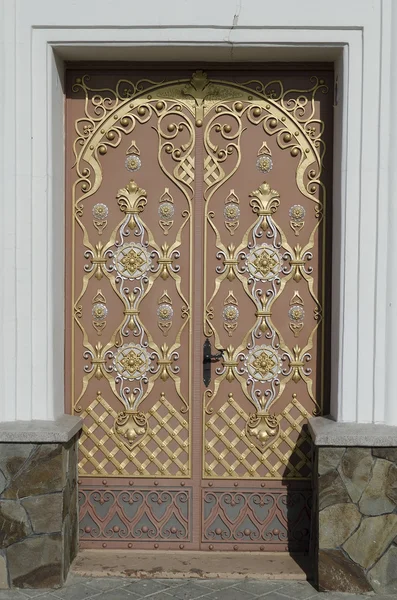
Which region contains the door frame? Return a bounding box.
[0,1,391,429]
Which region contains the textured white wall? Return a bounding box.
[0,0,393,424]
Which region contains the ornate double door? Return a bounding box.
[66,66,332,551]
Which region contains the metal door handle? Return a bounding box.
[203,339,225,387]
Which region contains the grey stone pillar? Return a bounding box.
[309,417,397,594]
[0,416,82,589]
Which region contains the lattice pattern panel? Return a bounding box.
[79,486,191,547]
[202,488,311,551]
[79,392,189,477]
[204,396,312,479]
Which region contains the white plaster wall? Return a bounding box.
[0,0,393,424]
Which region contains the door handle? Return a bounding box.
[203,339,225,387]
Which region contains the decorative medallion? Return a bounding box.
[157,303,173,321]
[224,203,240,221]
[92,203,108,220]
[289,204,306,236]
[157,291,173,336]
[223,305,239,322]
[114,410,148,450]
[256,155,273,173]
[114,243,151,279]
[223,190,240,235]
[125,139,141,172]
[91,290,107,335]
[92,303,107,321]
[246,345,282,382]
[125,154,142,172]
[222,291,240,337]
[92,203,108,235]
[289,291,305,337]
[289,305,304,322]
[159,202,175,220]
[256,141,273,173]
[246,412,280,451]
[114,343,151,380]
[158,188,175,235]
[222,291,239,337]
[246,245,282,281]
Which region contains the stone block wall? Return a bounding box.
[0,434,79,588]
[315,446,397,594]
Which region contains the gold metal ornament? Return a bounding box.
[290,244,306,282]
[92,203,108,235]
[90,342,106,380]
[246,345,282,383]
[223,291,239,337]
[256,141,273,173]
[158,188,175,235]
[223,244,239,282]
[116,180,147,229]
[114,243,151,280]
[158,243,174,280]
[92,290,107,335]
[181,70,241,126]
[126,140,141,156]
[79,391,189,477]
[289,291,305,337]
[157,344,173,382]
[246,411,279,451]
[114,344,151,380]
[114,410,148,450]
[247,245,282,281]
[205,393,311,479]
[223,190,240,235]
[91,242,108,280]
[157,291,173,336]
[125,140,142,172]
[289,204,306,236]
[290,345,305,383]
[249,182,280,222]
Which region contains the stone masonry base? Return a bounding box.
[310,417,397,594]
[0,416,82,589]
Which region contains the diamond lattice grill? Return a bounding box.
[205,396,312,479]
[78,393,189,477]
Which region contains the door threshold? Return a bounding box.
[72,549,310,581]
